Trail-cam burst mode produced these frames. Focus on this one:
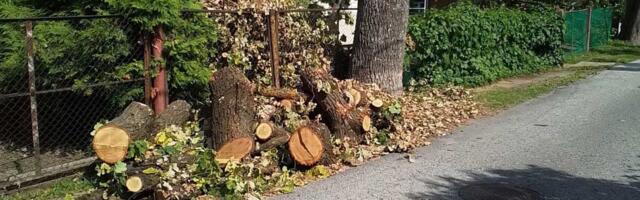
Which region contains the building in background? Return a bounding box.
[319,0,458,45]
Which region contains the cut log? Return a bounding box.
[208,67,257,164]
[257,87,300,99]
[256,123,290,153]
[288,122,333,166]
[153,100,192,133]
[258,133,290,153]
[125,173,161,193]
[126,176,143,192]
[371,99,384,108]
[92,126,130,164]
[347,88,361,106]
[92,102,153,164]
[300,67,370,143]
[362,115,372,132]
[255,122,288,142]
[256,123,273,141]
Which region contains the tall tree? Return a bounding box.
[622,0,640,44]
[350,0,409,96]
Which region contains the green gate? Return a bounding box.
[564,7,613,54]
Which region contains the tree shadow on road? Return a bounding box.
[405,165,640,200]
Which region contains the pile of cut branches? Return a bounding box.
[87,1,480,199]
[89,70,478,199]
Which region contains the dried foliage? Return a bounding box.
[202,0,336,88]
[389,87,479,152]
[88,1,482,199]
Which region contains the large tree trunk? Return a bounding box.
[208,67,257,164]
[622,0,640,45]
[350,0,409,96]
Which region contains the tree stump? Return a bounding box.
[208,67,257,164]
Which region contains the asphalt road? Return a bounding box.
[275,60,640,200]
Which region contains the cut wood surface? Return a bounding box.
[288,122,333,166]
[216,138,254,164]
[371,99,384,108]
[280,99,294,112]
[208,67,257,164]
[125,173,161,193]
[153,100,192,133]
[92,102,153,164]
[362,115,372,132]
[125,176,143,192]
[256,123,273,141]
[92,126,130,164]
[347,88,361,106]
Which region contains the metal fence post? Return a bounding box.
[585,7,592,52]
[25,21,42,175]
[268,10,281,88]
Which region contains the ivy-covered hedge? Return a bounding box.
[406,3,563,86]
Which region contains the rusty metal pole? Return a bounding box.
[152,26,168,114]
[25,21,42,175]
[143,35,152,106]
[268,10,281,88]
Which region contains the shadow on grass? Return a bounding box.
[405,165,640,200]
[609,63,640,72]
[564,41,640,64]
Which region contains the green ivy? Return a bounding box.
[406,3,564,86]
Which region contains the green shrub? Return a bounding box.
[406,3,563,86]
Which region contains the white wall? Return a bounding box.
[317,0,358,45]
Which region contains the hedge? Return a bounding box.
[406,3,564,86]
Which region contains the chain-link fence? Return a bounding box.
[0,8,352,190]
[0,16,145,188]
[564,7,613,54]
[590,7,613,48]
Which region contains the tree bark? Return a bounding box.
[300,67,368,143]
[208,67,257,164]
[350,0,409,96]
[622,0,640,45]
[106,102,154,140]
[256,87,301,99]
[152,100,192,133]
[257,129,290,153]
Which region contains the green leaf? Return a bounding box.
[113,162,127,174]
[143,167,162,174]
